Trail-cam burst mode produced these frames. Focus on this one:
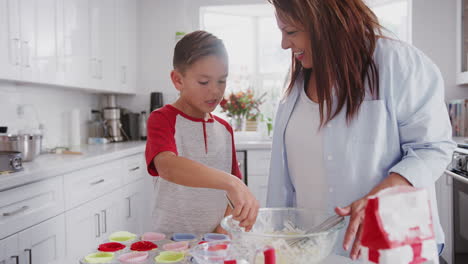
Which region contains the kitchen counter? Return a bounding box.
[0,141,146,192]
[0,140,271,192]
[236,140,272,150]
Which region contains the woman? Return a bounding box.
[266,0,455,260]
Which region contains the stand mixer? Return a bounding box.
[102,95,128,142]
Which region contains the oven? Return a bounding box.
[447,148,468,264]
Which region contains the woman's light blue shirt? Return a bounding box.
[267,38,456,247]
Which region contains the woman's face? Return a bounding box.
[276,13,313,69]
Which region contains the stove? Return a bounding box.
[448,146,468,264]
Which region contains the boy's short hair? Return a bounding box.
[173,30,228,73]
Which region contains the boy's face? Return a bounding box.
[172,55,228,118]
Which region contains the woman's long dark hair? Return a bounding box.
[269,0,382,126]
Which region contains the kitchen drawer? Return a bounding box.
[0,176,64,239]
[123,154,145,184]
[64,159,124,210]
[247,150,271,177]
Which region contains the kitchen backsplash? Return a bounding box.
[0,81,99,149]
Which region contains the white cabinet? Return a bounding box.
[65,189,123,263]
[1,150,150,263]
[0,0,21,81]
[0,234,19,264]
[18,214,66,264]
[20,0,63,84]
[0,0,63,84]
[64,159,124,210]
[115,0,137,93]
[246,149,271,207]
[121,179,145,234]
[89,0,115,91]
[0,0,137,93]
[0,215,66,264]
[0,176,64,239]
[63,0,91,89]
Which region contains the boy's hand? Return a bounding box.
[213,224,228,235]
[226,177,260,232]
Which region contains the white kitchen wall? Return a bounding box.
[121,0,468,116]
[0,81,99,149]
[412,0,467,101]
[411,2,464,263]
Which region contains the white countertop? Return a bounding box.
[235,140,272,150]
[0,140,271,191]
[0,141,146,192]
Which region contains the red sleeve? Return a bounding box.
[213,116,242,179]
[145,109,178,176]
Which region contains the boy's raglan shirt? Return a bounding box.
[145,105,242,234]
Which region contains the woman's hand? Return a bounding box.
[335,173,413,260]
[226,177,260,232]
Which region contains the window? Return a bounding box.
[201,5,290,122]
[200,1,411,121]
[368,0,412,43]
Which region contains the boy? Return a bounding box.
[145,31,259,234]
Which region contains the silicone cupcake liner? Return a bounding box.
[154,251,185,263]
[130,241,158,252]
[162,241,189,252]
[98,242,127,253]
[109,231,137,244]
[171,233,197,242]
[142,232,166,242]
[202,233,230,242]
[82,252,115,263]
[117,251,149,264]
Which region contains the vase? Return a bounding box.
[231,115,246,131]
[245,120,258,131]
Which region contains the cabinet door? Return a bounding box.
[115,0,136,93]
[32,0,62,84]
[89,0,115,91]
[65,197,102,263]
[18,0,36,82]
[63,0,91,89]
[122,179,145,234]
[18,214,66,264]
[65,189,123,263]
[98,190,123,239]
[0,235,19,264]
[0,0,20,81]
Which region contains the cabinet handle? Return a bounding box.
[98,59,102,79]
[129,166,140,172]
[101,210,107,234]
[126,197,131,218]
[120,66,125,84]
[91,58,97,78]
[11,38,20,66]
[3,205,29,217]
[22,41,30,68]
[95,213,100,238]
[11,256,19,264]
[90,179,105,186]
[24,249,32,264]
[123,66,127,84]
